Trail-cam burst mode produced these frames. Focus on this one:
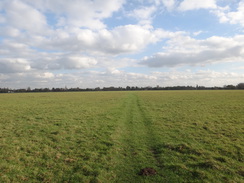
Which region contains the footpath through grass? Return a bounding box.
[0,91,243,182]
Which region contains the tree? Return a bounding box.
[224,85,236,89]
[236,83,244,89]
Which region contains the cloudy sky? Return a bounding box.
[0,0,244,89]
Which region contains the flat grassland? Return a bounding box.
[0,91,243,182]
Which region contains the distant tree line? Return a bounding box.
[1,83,244,93]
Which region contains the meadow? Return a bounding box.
[0,90,243,183]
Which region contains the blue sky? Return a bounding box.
[0,0,244,89]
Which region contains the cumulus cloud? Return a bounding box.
[33,25,172,55]
[0,26,21,37]
[60,56,97,69]
[95,25,168,54]
[140,35,244,67]
[212,1,244,27]
[2,0,49,34]
[29,54,98,71]
[161,0,176,11]
[1,24,171,74]
[152,69,244,86]
[178,0,217,11]
[23,0,125,30]
[3,68,243,89]
[152,0,176,11]
[0,58,31,73]
[0,0,125,39]
[128,5,157,25]
[36,72,54,79]
[0,40,32,56]
[0,16,5,23]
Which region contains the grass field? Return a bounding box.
[0,91,243,182]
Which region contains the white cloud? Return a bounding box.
[106,68,123,75]
[192,31,203,36]
[161,0,176,11]
[140,34,244,67]
[97,25,162,54]
[0,40,40,61]
[227,1,244,26]
[3,0,49,34]
[0,16,5,23]
[0,0,125,38]
[152,0,176,10]
[178,0,217,11]
[90,69,159,87]
[212,5,230,23]
[34,25,173,55]
[35,0,124,29]
[0,58,31,73]
[29,54,98,71]
[0,26,21,37]
[149,69,244,87]
[37,72,54,79]
[61,56,97,69]
[212,1,244,27]
[4,68,244,89]
[1,24,173,73]
[1,64,244,88]
[128,5,157,25]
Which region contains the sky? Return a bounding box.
[0,0,244,89]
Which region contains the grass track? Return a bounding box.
[109,93,163,182]
[0,91,243,182]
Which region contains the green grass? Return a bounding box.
[0,91,243,182]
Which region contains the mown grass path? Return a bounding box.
[108,93,163,182]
